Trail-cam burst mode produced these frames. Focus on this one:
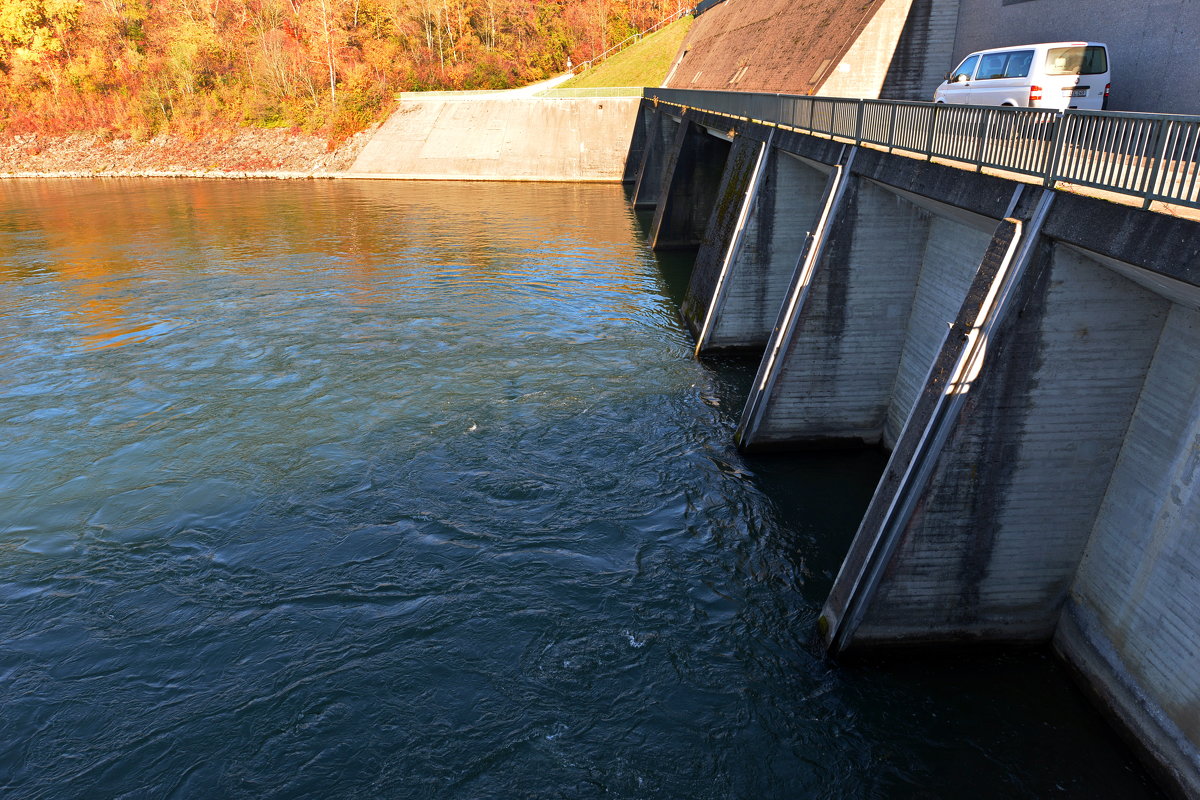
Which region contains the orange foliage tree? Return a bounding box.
[0,0,682,139]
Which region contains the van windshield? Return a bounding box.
[1044,46,1108,76]
[951,54,978,82]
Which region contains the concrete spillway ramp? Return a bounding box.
[345,93,641,182]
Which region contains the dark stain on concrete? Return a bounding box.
[681,134,761,333]
[650,119,733,251]
[878,0,935,101]
[1042,193,1200,286]
[950,240,1052,622]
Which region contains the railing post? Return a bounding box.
[855,100,864,145]
[1140,117,1170,210]
[1043,111,1068,188]
[925,103,939,159]
[974,109,988,169]
[886,102,897,152]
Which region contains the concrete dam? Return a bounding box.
[623,91,1200,797]
[345,78,1200,795]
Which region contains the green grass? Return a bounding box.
[559,16,693,89]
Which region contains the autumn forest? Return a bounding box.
[0,0,680,139]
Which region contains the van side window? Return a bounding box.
[1004,50,1034,78]
[977,53,1009,80]
[953,55,979,82]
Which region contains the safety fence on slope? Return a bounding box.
[534,87,646,98]
[645,88,1200,211]
[570,7,693,75]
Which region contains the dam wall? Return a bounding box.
[669,0,1199,111]
[628,96,1200,797]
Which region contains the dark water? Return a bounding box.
[0,180,1160,798]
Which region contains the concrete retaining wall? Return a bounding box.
[817,0,960,101]
[649,118,732,250]
[884,208,993,446]
[633,112,682,208]
[840,240,1170,644]
[679,131,763,336]
[347,97,640,181]
[747,179,931,445]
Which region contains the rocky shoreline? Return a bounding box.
[0,124,379,179]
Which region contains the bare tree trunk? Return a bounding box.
[318,0,337,105]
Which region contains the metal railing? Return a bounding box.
[398,89,509,101]
[570,7,692,75]
[534,86,645,98]
[645,88,1200,210]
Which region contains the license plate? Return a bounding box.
[1065,87,1088,97]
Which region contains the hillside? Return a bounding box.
[559,14,692,89]
[0,0,680,141]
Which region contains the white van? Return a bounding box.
[933,42,1110,110]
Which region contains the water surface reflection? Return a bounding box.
[0,179,1159,798]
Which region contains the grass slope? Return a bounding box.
[560,16,693,89]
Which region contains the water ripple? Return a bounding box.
[0,179,1161,800]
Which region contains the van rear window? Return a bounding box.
[1045,46,1108,76]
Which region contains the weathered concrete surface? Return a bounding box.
[819,0,957,101]
[680,131,764,336]
[347,97,640,181]
[877,0,960,101]
[1058,602,1200,800]
[839,241,1169,645]
[737,178,994,449]
[807,193,1200,796]
[697,151,830,350]
[819,215,1023,626]
[664,0,957,100]
[1061,280,1200,798]
[649,119,732,250]
[633,109,682,208]
[1041,193,1200,286]
[744,179,930,445]
[952,0,1200,114]
[883,211,993,445]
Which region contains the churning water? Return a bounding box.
[0,180,1161,798]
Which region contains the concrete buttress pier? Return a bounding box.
[627,95,1200,796]
[738,166,1005,450]
[681,131,832,351]
[631,108,681,207]
[647,117,732,250]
